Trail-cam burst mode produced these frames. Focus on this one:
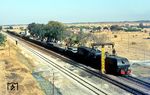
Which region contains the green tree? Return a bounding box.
[0,33,6,46]
[139,23,144,29]
[28,23,36,36]
[46,21,65,42]
[20,27,24,31]
[110,25,123,31]
[97,26,101,31]
[28,21,66,42]
[9,26,13,29]
[28,23,46,40]
[65,32,93,47]
[0,26,2,31]
[92,26,101,32]
[103,26,109,30]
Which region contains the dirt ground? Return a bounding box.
[111,31,150,60]
[0,38,44,95]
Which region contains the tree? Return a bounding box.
[76,32,92,46]
[28,21,66,42]
[64,31,91,47]
[97,26,101,31]
[0,26,2,31]
[110,25,123,31]
[103,26,109,30]
[93,26,101,31]
[28,23,36,36]
[28,23,46,40]
[9,26,13,29]
[20,27,24,31]
[0,33,6,46]
[46,21,65,42]
[124,27,141,32]
[139,23,144,29]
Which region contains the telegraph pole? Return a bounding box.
[52,69,54,95]
[128,32,129,52]
[8,41,10,57]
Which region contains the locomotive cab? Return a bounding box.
[105,55,131,75]
[117,58,131,75]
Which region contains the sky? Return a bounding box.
[0,0,150,25]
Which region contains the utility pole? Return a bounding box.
[52,69,54,95]
[128,32,129,52]
[8,41,10,57]
[52,72,54,95]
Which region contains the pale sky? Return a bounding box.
[0,0,150,25]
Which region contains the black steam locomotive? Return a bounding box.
[76,46,131,75]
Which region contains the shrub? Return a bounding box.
[114,35,117,38]
[131,42,136,45]
[0,33,6,46]
[124,27,141,32]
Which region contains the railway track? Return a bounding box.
[6,32,150,95]
[126,76,150,88]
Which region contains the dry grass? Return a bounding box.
[93,31,150,60]
[0,38,44,95]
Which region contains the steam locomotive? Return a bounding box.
[76,46,131,75]
[6,31,131,75]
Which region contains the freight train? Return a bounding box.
[6,31,131,75]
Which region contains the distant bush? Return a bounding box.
[110,25,123,31]
[146,37,150,39]
[124,27,142,32]
[139,23,144,29]
[0,33,6,46]
[0,26,2,31]
[103,26,109,30]
[131,42,136,45]
[144,30,147,33]
[114,35,117,38]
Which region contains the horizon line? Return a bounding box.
[1,20,150,26]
